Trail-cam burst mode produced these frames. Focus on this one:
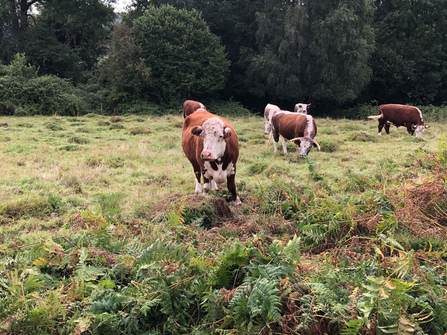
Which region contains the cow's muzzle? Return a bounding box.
[201,151,215,161]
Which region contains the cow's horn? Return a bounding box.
[289,137,303,142]
[313,139,321,151]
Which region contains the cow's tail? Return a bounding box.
[367,114,383,120]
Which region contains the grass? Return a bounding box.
[0,112,447,333]
[0,113,443,228]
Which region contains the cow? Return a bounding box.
[182,109,241,205]
[368,104,430,137]
[183,100,206,118]
[269,110,320,157]
[264,103,281,134]
[294,103,311,114]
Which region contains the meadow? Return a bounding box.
[1,110,447,334]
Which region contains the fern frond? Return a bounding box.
[136,239,193,267]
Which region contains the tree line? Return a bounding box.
[1,0,447,116]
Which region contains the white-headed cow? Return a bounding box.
[368,104,430,137]
[182,110,241,205]
[294,103,311,114]
[183,100,206,118]
[264,103,281,134]
[269,111,320,157]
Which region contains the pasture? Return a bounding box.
[1,111,447,334]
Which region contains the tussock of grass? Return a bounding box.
[110,123,125,130]
[129,126,150,135]
[68,136,90,144]
[348,132,377,142]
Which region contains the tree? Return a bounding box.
[125,0,263,99]
[1,0,115,83]
[101,4,230,105]
[369,0,447,105]
[241,0,375,106]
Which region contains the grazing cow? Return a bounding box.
[269,111,320,157]
[368,104,430,137]
[264,103,281,134]
[183,100,206,118]
[182,110,241,205]
[294,103,311,114]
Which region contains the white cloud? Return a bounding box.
[113,0,131,12]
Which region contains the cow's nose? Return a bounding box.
[202,151,212,160]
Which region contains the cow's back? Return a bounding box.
[379,104,424,125]
[183,100,206,118]
[273,112,309,139]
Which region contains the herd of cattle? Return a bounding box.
[181,100,430,205]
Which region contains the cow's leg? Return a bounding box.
[407,125,414,136]
[210,179,218,191]
[227,174,241,205]
[384,123,390,134]
[273,130,280,153]
[192,165,202,194]
[281,137,288,154]
[202,172,211,196]
[377,120,385,136]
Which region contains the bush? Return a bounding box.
[98,5,230,107]
[0,54,90,116]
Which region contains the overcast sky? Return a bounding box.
[113,0,131,12]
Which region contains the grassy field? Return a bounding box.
[1,111,447,334]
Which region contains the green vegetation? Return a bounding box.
[1,112,447,334]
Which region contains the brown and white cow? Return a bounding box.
[264,103,281,134]
[183,100,206,118]
[294,103,311,114]
[182,110,241,205]
[269,110,320,157]
[368,104,430,137]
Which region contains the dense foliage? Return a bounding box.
[98,5,229,108]
[0,54,90,116]
[2,0,447,114]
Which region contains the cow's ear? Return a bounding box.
[307,103,311,108]
[292,139,301,145]
[425,125,430,129]
[411,124,417,129]
[223,127,232,138]
[191,126,203,136]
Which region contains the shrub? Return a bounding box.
[0,54,90,116]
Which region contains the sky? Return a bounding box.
[113,0,132,12]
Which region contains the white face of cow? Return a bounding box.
[414,125,430,137]
[191,117,231,161]
[298,138,313,157]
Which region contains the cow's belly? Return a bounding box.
[204,161,235,184]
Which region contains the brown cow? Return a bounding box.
[183,100,206,118]
[294,103,311,114]
[270,110,320,157]
[368,104,430,137]
[264,103,281,134]
[182,110,241,205]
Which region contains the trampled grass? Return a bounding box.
[1,111,447,334]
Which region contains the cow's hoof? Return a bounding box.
[234,196,242,206]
